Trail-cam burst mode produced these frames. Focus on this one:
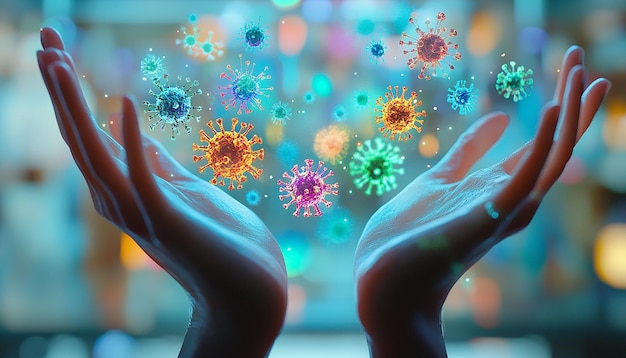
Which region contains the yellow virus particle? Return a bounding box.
[192,117,264,190]
[374,85,427,141]
[313,125,350,165]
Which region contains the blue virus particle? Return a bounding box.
[218,54,273,115]
[140,53,166,81]
[198,31,224,61]
[276,140,300,169]
[239,17,269,51]
[354,90,370,108]
[176,14,223,60]
[356,18,376,36]
[302,91,315,104]
[144,76,202,140]
[246,190,261,206]
[495,61,534,102]
[365,39,387,64]
[270,101,293,126]
[317,207,355,245]
[447,80,479,115]
[332,105,347,122]
[349,137,405,196]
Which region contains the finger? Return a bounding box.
[40,27,65,50]
[553,46,583,104]
[431,112,509,182]
[577,78,611,139]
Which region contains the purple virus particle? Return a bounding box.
[240,17,269,51]
[218,54,273,115]
[277,159,339,218]
[365,39,387,64]
[447,80,479,115]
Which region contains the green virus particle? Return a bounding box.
[356,18,376,36]
[303,91,315,104]
[332,105,347,122]
[400,12,461,80]
[240,17,269,51]
[375,85,427,141]
[140,53,166,81]
[349,137,405,196]
[447,80,479,115]
[246,190,261,206]
[365,39,387,64]
[219,54,273,115]
[276,140,300,169]
[270,101,292,125]
[198,31,224,61]
[495,61,534,102]
[176,15,201,55]
[144,76,202,140]
[317,207,354,245]
[354,90,370,108]
[277,159,339,217]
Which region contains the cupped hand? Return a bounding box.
[37,27,287,358]
[354,46,611,357]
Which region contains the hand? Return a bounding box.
[354,46,611,357]
[37,27,287,358]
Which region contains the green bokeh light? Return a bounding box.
[312,73,333,98]
[278,231,311,277]
[272,0,301,9]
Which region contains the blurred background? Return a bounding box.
[0,0,625,357]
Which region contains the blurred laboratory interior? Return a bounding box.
[0,0,625,357]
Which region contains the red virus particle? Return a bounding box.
[277,159,339,218]
[313,125,350,165]
[399,11,461,80]
[192,117,264,190]
[375,85,427,141]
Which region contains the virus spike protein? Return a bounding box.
[277,159,339,218]
[218,54,273,115]
[349,137,405,196]
[374,85,427,141]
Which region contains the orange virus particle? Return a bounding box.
[313,125,350,165]
[399,11,461,80]
[192,117,264,190]
[374,85,427,141]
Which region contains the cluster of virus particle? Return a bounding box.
[218,54,273,115]
[239,17,268,51]
[277,159,339,217]
[313,125,350,165]
[317,207,354,245]
[192,117,264,190]
[349,137,405,196]
[302,91,315,104]
[270,101,292,126]
[399,12,461,80]
[495,61,534,102]
[332,105,347,122]
[374,85,427,141]
[176,14,224,60]
[354,90,370,108]
[143,76,202,140]
[447,80,479,115]
[276,140,300,169]
[246,189,261,206]
[365,39,387,64]
[140,53,166,80]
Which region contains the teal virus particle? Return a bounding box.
[495,61,534,102]
[317,207,354,245]
[349,137,405,196]
[270,101,292,125]
[240,17,269,51]
[302,91,315,104]
[354,90,370,108]
[176,14,223,60]
[219,54,273,115]
[246,190,261,206]
[278,159,339,217]
[365,39,387,64]
[176,15,201,55]
[276,140,300,169]
[332,105,347,122]
[140,53,166,81]
[198,31,224,61]
[144,76,202,140]
[447,80,479,115]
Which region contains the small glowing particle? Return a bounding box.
[140,54,167,80]
[270,101,293,125]
[317,207,354,245]
[399,12,461,80]
[365,39,388,64]
[495,61,534,102]
[246,190,261,205]
[447,80,479,115]
[277,159,339,217]
[354,90,370,108]
[349,137,405,196]
[240,17,269,51]
[192,117,264,190]
[332,105,347,122]
[314,125,350,165]
[375,85,427,141]
[143,76,202,140]
[302,91,315,104]
[219,54,273,114]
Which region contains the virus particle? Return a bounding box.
[176,15,201,55]
[140,53,166,81]
[239,17,269,51]
[317,207,354,245]
[198,31,224,61]
[144,76,202,140]
[354,90,370,108]
[218,54,273,115]
[314,125,350,165]
[270,101,293,125]
[349,137,405,196]
[365,39,387,64]
[495,61,534,102]
[332,105,347,122]
[399,12,461,80]
[192,117,264,190]
[447,80,479,115]
[374,85,427,141]
[276,140,300,169]
[302,91,315,104]
[277,159,339,217]
[246,190,261,206]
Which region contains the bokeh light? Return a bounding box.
[278,14,307,55]
[418,133,440,158]
[594,223,626,289]
[277,230,312,277]
[311,72,333,97]
[466,11,502,57]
